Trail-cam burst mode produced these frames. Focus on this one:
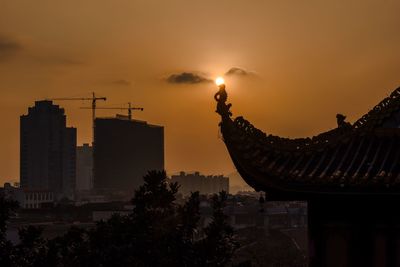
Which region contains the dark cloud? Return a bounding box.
[51,58,84,65]
[167,72,212,84]
[0,35,22,61]
[0,35,84,66]
[32,56,84,66]
[110,79,131,86]
[225,67,254,76]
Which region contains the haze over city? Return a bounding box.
[1,0,400,184]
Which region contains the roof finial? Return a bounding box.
[214,79,232,118]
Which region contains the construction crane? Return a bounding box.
[81,102,143,121]
[48,92,107,143]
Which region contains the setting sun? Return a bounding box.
[215,77,225,86]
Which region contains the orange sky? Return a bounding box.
[0,0,400,184]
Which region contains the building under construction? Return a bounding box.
[93,116,164,197]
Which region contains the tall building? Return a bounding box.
[93,116,164,195]
[76,143,93,191]
[170,171,229,196]
[20,100,76,200]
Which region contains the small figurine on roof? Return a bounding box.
[336,113,351,129]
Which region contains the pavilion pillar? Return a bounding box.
[308,196,400,267]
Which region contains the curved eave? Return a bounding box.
[220,117,400,199]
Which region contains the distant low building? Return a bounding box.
[23,189,54,209]
[1,183,54,209]
[1,183,24,203]
[170,171,229,196]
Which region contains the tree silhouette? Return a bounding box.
[0,196,18,266]
[12,226,47,267]
[198,191,238,266]
[0,170,238,267]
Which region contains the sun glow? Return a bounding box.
[215,77,225,86]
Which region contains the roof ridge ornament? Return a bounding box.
[214,83,232,119]
[336,113,352,129]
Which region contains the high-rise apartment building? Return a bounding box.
[20,100,76,200]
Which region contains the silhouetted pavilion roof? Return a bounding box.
[215,86,400,199]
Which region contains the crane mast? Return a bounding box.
[48,92,107,144]
[80,102,144,121]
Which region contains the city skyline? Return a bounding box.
[1,0,400,183]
